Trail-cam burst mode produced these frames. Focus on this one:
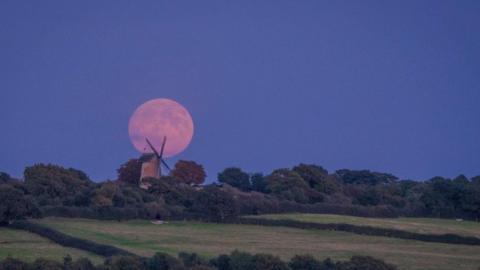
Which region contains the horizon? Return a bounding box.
[1,1,479,182]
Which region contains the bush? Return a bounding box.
[288,255,323,270]
[190,186,238,221]
[228,251,255,270]
[0,257,29,270]
[71,258,96,270]
[252,254,288,270]
[31,258,63,270]
[0,172,11,183]
[0,184,38,225]
[178,252,205,267]
[10,220,135,257]
[209,255,231,270]
[103,256,146,270]
[148,253,184,270]
[337,256,397,270]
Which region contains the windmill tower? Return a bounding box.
[139,136,171,189]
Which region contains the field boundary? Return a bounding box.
[8,220,136,258]
[231,217,480,246]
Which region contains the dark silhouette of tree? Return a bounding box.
[24,164,93,206]
[192,186,238,221]
[171,160,206,185]
[117,159,142,185]
[293,164,340,194]
[0,185,38,225]
[218,168,251,191]
[0,172,10,184]
[251,173,267,193]
[265,169,310,203]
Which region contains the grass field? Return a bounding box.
[249,213,480,238]
[34,217,480,270]
[0,227,103,263]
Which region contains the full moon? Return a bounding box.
[128,98,194,157]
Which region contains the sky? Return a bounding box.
[1,1,479,182]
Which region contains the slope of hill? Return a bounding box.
[0,227,102,263]
[250,213,480,238]
[32,217,480,270]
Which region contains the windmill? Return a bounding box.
[139,136,171,189]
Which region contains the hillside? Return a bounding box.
[26,217,480,270]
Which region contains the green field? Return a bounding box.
[250,213,480,238]
[33,217,480,270]
[0,227,102,263]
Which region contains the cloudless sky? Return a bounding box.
[1,1,479,182]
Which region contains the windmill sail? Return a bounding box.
[145,138,160,158]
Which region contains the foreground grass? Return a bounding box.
[35,217,480,270]
[0,227,103,263]
[250,213,480,238]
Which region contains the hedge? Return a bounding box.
[230,217,480,246]
[9,220,136,257]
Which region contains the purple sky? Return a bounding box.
[1,1,479,182]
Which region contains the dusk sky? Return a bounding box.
[1,1,479,182]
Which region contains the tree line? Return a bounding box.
[1,160,479,225]
[0,251,397,270]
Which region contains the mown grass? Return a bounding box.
[36,217,480,270]
[0,227,103,263]
[249,213,480,238]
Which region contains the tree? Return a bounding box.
[337,256,397,270]
[171,160,206,185]
[0,185,38,225]
[293,164,339,194]
[103,255,146,270]
[148,252,184,270]
[117,159,142,185]
[288,255,323,270]
[265,169,310,203]
[218,168,251,191]
[293,164,328,187]
[178,252,205,267]
[31,258,63,270]
[0,172,11,184]
[192,186,238,221]
[251,173,267,193]
[71,258,96,270]
[228,251,255,270]
[336,170,398,185]
[24,164,92,205]
[0,257,29,270]
[252,254,289,270]
[91,182,118,208]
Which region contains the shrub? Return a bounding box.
[0,184,38,225]
[148,252,184,270]
[288,255,323,270]
[252,253,289,270]
[31,258,63,270]
[71,257,96,270]
[191,186,238,221]
[0,257,29,270]
[228,251,255,270]
[103,255,146,270]
[178,252,205,267]
[336,256,397,270]
[209,254,231,270]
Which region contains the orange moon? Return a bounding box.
[128,98,194,157]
